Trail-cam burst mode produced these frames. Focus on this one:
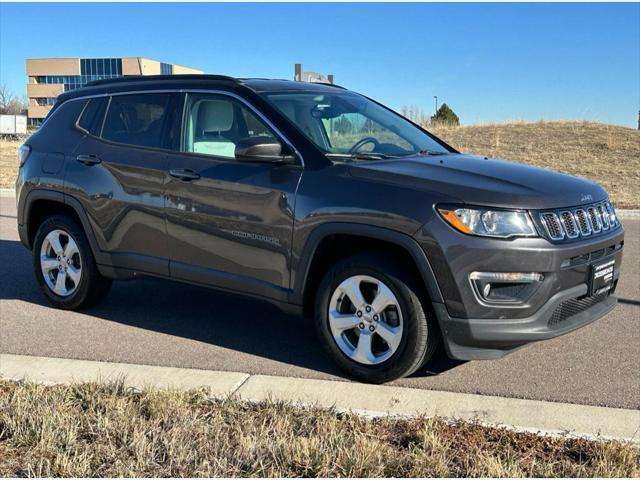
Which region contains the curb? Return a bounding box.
[1,354,638,443]
[618,209,640,219]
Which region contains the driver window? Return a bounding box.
[183,94,276,159]
[321,113,412,153]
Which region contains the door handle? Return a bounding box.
[76,154,101,166]
[169,168,201,181]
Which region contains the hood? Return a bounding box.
[349,154,608,210]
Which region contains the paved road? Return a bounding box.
[1,196,638,409]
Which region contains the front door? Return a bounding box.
[165,92,302,301]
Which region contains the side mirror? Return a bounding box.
[235,137,295,164]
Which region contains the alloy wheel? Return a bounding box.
[40,229,82,297]
[328,274,403,365]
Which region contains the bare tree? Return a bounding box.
[0,84,28,115]
[0,85,14,112]
[399,104,428,126]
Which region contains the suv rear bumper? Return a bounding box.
[434,283,617,360]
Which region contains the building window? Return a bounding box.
[80,58,122,76]
[160,63,173,75]
[35,59,123,92]
[28,118,43,127]
[36,98,57,106]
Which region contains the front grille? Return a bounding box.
[548,293,609,326]
[539,200,619,242]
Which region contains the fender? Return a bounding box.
[292,222,445,306]
[20,188,109,266]
[19,188,66,248]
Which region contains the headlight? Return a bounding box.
[437,206,537,238]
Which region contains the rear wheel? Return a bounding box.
[33,215,112,310]
[314,252,440,383]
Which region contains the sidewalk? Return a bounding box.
[2,353,638,443]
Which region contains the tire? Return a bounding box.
[32,214,112,310]
[314,251,440,383]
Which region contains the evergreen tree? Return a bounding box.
[431,103,460,126]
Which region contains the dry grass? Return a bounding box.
[430,121,640,208]
[0,380,638,477]
[1,120,638,206]
[0,139,21,189]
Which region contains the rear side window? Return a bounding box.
[77,97,107,136]
[101,93,173,149]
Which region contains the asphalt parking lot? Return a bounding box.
[1,196,638,409]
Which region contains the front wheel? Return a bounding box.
[314,252,440,383]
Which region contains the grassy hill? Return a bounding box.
[1,121,638,207]
[430,121,639,208]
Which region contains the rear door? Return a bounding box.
[164,91,303,301]
[66,92,180,276]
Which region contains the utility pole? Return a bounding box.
[434,96,438,115]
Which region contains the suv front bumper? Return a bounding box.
[415,217,624,360]
[434,283,617,360]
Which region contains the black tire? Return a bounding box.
[314,251,440,383]
[32,214,112,310]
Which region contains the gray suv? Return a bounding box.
[16,75,624,383]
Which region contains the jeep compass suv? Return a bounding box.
[16,75,624,383]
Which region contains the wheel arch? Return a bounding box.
[294,223,444,318]
[21,190,106,264]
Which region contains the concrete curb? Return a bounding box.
[618,209,640,219]
[1,354,638,443]
[0,354,249,396]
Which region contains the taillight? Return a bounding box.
[18,144,31,168]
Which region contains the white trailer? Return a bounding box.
[0,114,28,136]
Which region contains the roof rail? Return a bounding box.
[85,74,239,87]
[310,81,346,90]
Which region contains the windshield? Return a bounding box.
[262,91,451,159]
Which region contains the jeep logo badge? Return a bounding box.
[581,194,593,202]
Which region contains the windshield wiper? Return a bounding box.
[391,149,447,158]
[418,149,448,156]
[326,152,391,162]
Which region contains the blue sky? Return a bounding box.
[1,3,638,127]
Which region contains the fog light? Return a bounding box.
[469,272,544,305]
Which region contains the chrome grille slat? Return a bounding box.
[587,207,602,233]
[599,204,610,230]
[560,211,579,238]
[539,201,618,242]
[540,212,564,240]
[575,209,591,236]
[605,202,617,227]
